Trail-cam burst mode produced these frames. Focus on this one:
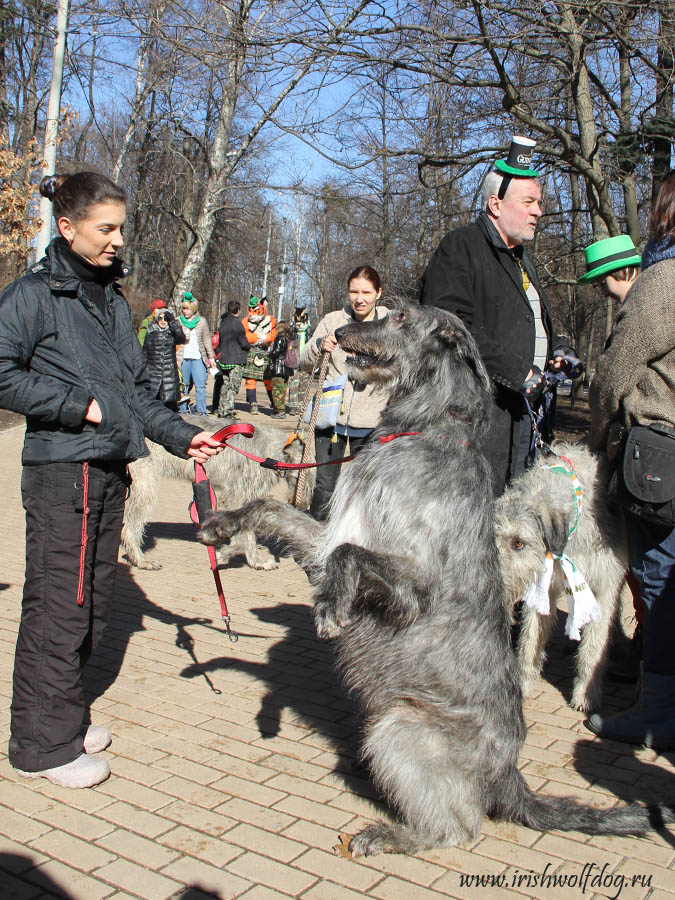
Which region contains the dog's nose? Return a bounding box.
[334,325,349,342]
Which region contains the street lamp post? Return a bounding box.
[36,0,70,258]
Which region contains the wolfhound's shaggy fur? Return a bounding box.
[198,306,673,856]
[495,443,628,712]
[122,415,310,571]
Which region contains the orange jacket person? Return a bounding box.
[241,296,277,413]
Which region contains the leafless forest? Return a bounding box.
[0,1,672,376]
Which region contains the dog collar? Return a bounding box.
[379,431,421,444]
[538,454,584,546]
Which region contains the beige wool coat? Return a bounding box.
[300,304,389,430]
[590,257,675,459]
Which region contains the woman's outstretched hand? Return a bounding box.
[186,432,225,464]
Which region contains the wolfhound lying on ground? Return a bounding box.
[199,305,673,856]
[495,442,628,712]
[122,415,310,571]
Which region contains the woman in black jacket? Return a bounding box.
[143,308,187,410]
[0,171,222,789]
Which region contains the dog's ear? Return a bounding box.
[435,320,491,393]
[534,507,569,558]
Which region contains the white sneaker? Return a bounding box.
[16,754,110,788]
[83,725,112,753]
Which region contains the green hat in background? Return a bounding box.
[495,135,539,178]
[578,235,641,283]
[249,295,261,308]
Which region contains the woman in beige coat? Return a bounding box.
[300,265,388,519]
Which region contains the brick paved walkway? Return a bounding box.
[1,416,674,900]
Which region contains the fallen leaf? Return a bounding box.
[334,833,354,858]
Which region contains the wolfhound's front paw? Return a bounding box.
[198,511,239,545]
[314,598,348,640]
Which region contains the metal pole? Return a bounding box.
[36,0,70,258]
[261,210,272,297]
[276,236,287,321]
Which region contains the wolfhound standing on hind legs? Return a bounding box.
[122,415,311,571]
[496,442,629,713]
[199,305,674,857]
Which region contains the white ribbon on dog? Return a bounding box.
[559,555,601,640]
[521,552,554,615]
[522,552,600,640]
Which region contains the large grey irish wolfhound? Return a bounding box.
[198,305,673,856]
[496,442,628,712]
[122,415,311,571]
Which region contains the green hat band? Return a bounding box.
[578,235,641,283]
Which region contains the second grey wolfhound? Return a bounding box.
[122,415,310,571]
[496,443,628,712]
[199,306,673,856]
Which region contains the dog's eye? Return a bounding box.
[510,538,525,551]
[396,310,406,322]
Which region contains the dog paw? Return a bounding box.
[124,556,162,571]
[348,823,393,857]
[314,599,348,640]
[571,692,596,714]
[252,561,280,571]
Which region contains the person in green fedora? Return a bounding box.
[586,171,675,749]
[420,135,580,495]
[579,234,641,306]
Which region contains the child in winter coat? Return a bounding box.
[265,320,294,418]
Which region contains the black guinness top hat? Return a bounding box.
[495,135,539,177]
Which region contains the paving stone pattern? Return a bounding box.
[0,416,673,900]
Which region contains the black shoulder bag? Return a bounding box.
[608,423,675,527]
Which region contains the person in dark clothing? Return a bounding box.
[265,320,293,418]
[215,300,250,419]
[143,308,187,411]
[420,136,577,495]
[0,171,223,790]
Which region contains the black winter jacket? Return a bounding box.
[217,313,250,366]
[266,335,290,379]
[143,317,187,404]
[420,211,555,390]
[0,238,200,465]
[420,212,559,493]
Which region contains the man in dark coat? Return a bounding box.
[420,137,574,495]
[214,300,251,419]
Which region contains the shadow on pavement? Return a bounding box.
[178,601,383,803]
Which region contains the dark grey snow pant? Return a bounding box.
[9,460,128,772]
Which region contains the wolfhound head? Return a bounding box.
[334,303,492,427]
[495,486,571,613]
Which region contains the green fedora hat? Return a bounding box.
[578,235,641,283]
[495,135,539,178]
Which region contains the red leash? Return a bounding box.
[189,440,238,642]
[210,423,423,471]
